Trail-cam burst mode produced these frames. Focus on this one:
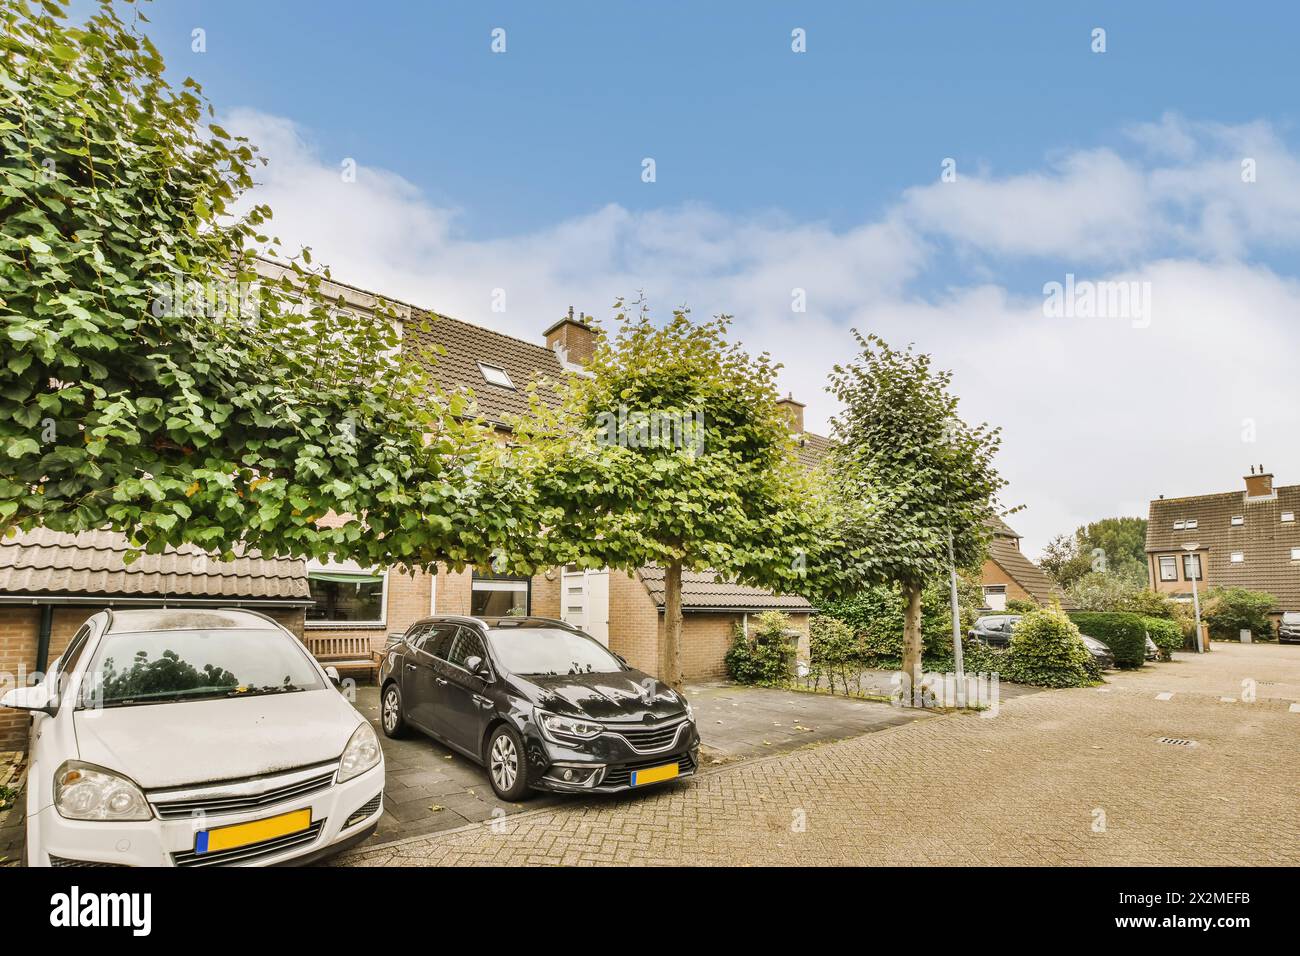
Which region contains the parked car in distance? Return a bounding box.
[970,614,1116,668]
[1280,611,1300,645]
[379,616,700,801]
[1,608,383,867]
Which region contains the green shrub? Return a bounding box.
[1005,598,1039,614]
[725,611,796,686]
[1067,611,1148,668]
[819,577,984,671]
[807,615,863,695]
[1141,616,1184,660]
[1201,587,1276,642]
[1003,607,1096,687]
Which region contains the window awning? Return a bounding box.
[308,571,385,584]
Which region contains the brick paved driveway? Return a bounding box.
[339,643,1300,866]
[354,680,933,845]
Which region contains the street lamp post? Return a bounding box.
[948,530,965,704]
[1183,542,1204,653]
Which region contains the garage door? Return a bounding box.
[561,569,610,646]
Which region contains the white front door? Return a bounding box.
[562,569,610,646]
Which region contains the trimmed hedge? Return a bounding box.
[1067,611,1148,668]
[1003,607,1096,688]
[1140,616,1184,660]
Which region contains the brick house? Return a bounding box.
[977,517,1069,611]
[0,529,311,749]
[1145,468,1300,631]
[255,262,814,684]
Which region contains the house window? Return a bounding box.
[477,362,514,389]
[1184,519,1198,529]
[1283,512,1295,523]
[1291,548,1300,561]
[1182,554,1202,581]
[1230,551,1244,563]
[306,560,386,625]
[471,570,530,616]
[1158,556,1178,582]
[1230,515,1244,526]
[982,585,1007,611]
[1173,520,1185,530]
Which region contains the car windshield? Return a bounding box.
[486,626,624,676]
[83,628,324,708]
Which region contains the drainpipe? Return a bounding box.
[35,603,53,675]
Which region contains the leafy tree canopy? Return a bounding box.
[814,332,1005,595]
[0,0,524,570]
[1041,517,1148,588]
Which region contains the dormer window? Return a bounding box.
[1230,515,1244,526]
[1283,512,1295,523]
[477,362,514,389]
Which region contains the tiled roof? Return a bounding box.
[1146,484,1300,610]
[636,566,813,612]
[986,529,1072,608]
[795,431,832,469]
[0,529,310,603]
[403,309,566,426]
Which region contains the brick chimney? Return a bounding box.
[1244,465,1274,498]
[544,307,597,366]
[776,393,805,433]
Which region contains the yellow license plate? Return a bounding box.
[630,762,679,786]
[196,808,311,854]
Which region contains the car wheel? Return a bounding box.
[485,724,531,802]
[380,682,408,738]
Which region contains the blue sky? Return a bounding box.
[121,1,1300,553]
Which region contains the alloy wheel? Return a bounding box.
[490,733,518,791]
[383,688,399,733]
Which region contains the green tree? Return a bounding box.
[815,333,1005,691]
[0,0,525,570]
[1042,517,1148,588]
[516,301,819,688]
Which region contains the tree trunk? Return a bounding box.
[901,581,924,706]
[663,559,684,690]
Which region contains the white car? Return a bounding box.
[1,607,384,867]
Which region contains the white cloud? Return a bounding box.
[227,107,1300,557]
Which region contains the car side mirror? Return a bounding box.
[1,684,54,714]
[324,666,342,688]
[464,656,491,681]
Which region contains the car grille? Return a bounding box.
[150,768,336,820]
[602,752,695,789]
[49,855,128,867]
[171,821,325,867]
[344,792,383,829]
[607,718,686,753]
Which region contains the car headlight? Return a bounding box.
[682,699,695,723]
[54,761,151,822]
[537,711,604,741]
[337,721,382,783]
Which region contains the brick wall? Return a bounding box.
[607,571,661,676]
[679,611,811,682]
[0,603,306,751]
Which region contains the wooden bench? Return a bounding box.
[304,634,380,681]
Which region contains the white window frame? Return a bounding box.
[430,568,438,614]
[477,362,515,389]
[1173,520,1185,530]
[305,558,388,628]
[1291,548,1300,561]
[982,585,1007,611]
[1185,519,1198,529]
[1230,551,1244,563]
[1230,515,1244,526]
[1282,511,1295,523]
[1158,555,1178,582]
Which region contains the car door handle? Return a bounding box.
[435,677,449,686]
[405,663,416,671]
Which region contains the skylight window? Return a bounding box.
[1231,515,1244,526]
[477,362,514,389]
[1283,512,1295,523]
[1230,551,1244,563]
[1173,520,1185,530]
[1292,548,1300,561]
[1185,519,1198,529]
